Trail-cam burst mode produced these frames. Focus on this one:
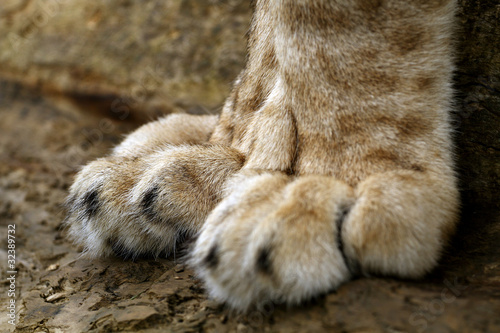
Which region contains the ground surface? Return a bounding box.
[0,0,500,332]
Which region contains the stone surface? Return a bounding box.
[0,0,250,117]
[0,1,499,332]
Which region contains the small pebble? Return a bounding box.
[237,323,249,333]
[174,264,185,273]
[46,292,66,303]
[47,263,60,271]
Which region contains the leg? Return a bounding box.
[65,114,245,258]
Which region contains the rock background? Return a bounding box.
[0,0,498,332]
[0,0,250,117]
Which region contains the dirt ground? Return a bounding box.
[0,74,499,333]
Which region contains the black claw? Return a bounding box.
[82,189,101,218]
[204,244,219,269]
[141,186,159,220]
[256,246,273,276]
[140,186,179,225]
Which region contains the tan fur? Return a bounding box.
[66,0,459,310]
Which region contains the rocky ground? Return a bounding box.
[0,1,499,332]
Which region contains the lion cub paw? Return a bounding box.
[191,171,355,310]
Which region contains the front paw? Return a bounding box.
[190,172,355,310]
[65,145,245,259]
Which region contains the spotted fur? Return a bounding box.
[65,0,459,310]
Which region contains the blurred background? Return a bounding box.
[0,0,498,332]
